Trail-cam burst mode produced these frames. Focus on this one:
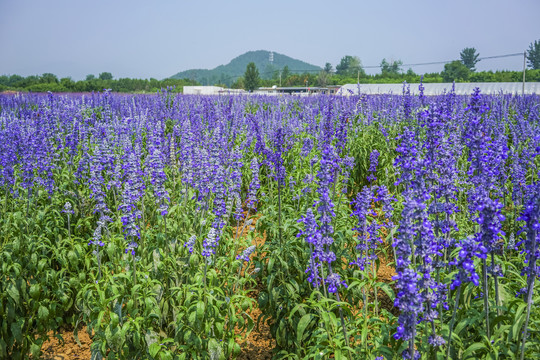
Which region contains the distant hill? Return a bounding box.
[169,50,321,86]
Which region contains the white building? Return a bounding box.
[183,86,224,95]
[337,82,540,96]
[183,86,247,95]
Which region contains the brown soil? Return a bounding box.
[376,254,399,315]
[238,299,275,360]
[39,318,275,360]
[237,215,275,359]
[40,326,92,359]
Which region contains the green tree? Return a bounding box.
[527,39,540,70]
[40,73,58,84]
[380,58,403,76]
[281,65,291,80]
[406,68,416,76]
[442,60,470,82]
[323,62,333,74]
[60,77,74,90]
[244,62,260,92]
[460,47,480,71]
[231,77,244,89]
[86,74,96,81]
[336,55,364,77]
[99,72,113,80]
[8,74,24,87]
[318,70,330,86]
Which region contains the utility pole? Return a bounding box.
[357,70,360,84]
[522,51,526,95]
[279,71,282,87]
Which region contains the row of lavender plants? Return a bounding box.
[0,87,539,359]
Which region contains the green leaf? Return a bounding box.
[296,314,314,345]
[510,303,527,341]
[208,338,222,360]
[149,342,161,358]
[0,338,6,357]
[30,343,41,357]
[196,301,205,322]
[39,305,50,321]
[276,319,287,348]
[378,282,395,300]
[7,283,19,305]
[463,342,487,358]
[233,342,241,357]
[10,318,24,342]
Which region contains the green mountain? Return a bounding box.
[170,50,321,86]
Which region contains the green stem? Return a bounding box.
[491,252,501,324]
[277,181,282,246]
[520,276,536,360]
[520,229,537,360]
[97,245,102,280]
[372,260,378,316]
[482,258,490,339]
[67,214,71,240]
[132,251,137,286]
[446,286,461,360]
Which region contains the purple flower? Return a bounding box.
[301,137,313,158]
[89,224,105,247]
[202,227,219,257]
[517,178,540,286]
[449,236,487,290]
[237,245,256,262]
[125,241,138,256]
[351,186,378,270]
[272,127,286,186]
[247,157,260,211]
[367,149,380,183]
[62,202,74,215]
[326,272,347,293]
[146,147,169,216]
[393,268,422,341]
[428,334,445,347]
[298,208,323,287]
[184,235,196,254]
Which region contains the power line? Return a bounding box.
[364,52,524,69]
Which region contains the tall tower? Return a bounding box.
[269,51,274,64]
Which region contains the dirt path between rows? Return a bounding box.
[40,213,395,359]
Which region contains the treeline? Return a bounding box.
[0,73,199,93]
[229,68,540,89]
[2,68,540,94]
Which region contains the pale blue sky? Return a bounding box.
[1,0,539,80]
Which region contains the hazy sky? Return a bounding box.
[1,0,539,80]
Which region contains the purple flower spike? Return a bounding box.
[237,245,256,263]
[367,149,380,183]
[184,235,196,254]
[125,241,138,256]
[62,202,74,215]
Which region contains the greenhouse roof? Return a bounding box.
[338,82,540,96]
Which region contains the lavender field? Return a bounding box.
[0,87,539,360]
